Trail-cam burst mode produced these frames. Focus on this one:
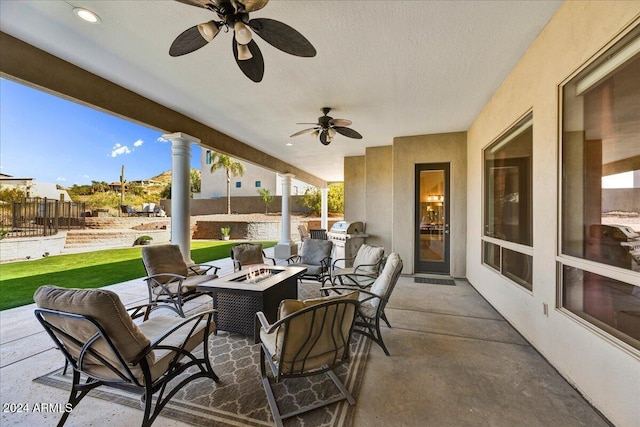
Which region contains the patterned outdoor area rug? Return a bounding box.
[33,282,371,427]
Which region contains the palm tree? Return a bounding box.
[209,152,245,214]
[257,188,274,214]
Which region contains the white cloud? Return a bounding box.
[56,177,66,182]
[83,174,90,179]
[133,139,144,147]
[110,143,131,157]
[156,136,169,143]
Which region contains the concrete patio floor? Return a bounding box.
[0,247,611,426]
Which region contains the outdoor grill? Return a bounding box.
[587,224,640,271]
[327,221,368,268]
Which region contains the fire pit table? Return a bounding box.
[197,265,306,337]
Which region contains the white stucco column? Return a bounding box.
[275,173,298,259]
[163,132,199,264]
[320,187,329,230]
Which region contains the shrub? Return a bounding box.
[133,235,153,246]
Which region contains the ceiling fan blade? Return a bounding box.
[232,37,264,82]
[248,18,316,57]
[290,127,317,137]
[296,122,320,125]
[320,130,330,145]
[174,0,211,9]
[234,0,269,12]
[329,118,352,127]
[169,25,212,57]
[334,126,363,139]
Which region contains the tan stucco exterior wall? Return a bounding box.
[393,132,467,277]
[365,146,393,250]
[344,156,366,222]
[466,3,640,426]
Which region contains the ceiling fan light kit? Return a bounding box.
[171,0,316,82]
[197,21,220,42]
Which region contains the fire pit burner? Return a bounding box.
[230,267,281,284]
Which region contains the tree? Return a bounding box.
[190,169,201,194]
[0,186,26,203]
[300,183,344,216]
[158,169,202,199]
[257,188,274,214]
[209,152,245,214]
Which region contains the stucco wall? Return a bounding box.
[344,156,366,222]
[466,3,640,426]
[365,146,393,251]
[200,154,277,198]
[161,196,310,216]
[393,132,467,277]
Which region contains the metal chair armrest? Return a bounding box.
[126,303,158,320]
[286,255,301,264]
[323,286,381,303]
[146,273,186,282]
[263,254,277,265]
[189,264,220,275]
[353,263,379,274]
[331,256,355,270]
[255,311,272,341]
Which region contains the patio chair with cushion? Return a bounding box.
[256,291,360,427]
[330,244,385,290]
[141,244,220,318]
[230,243,276,272]
[324,252,403,356]
[297,224,310,245]
[120,204,142,217]
[309,228,328,240]
[34,285,219,427]
[286,238,333,283]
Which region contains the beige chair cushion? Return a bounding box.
[34,286,153,379]
[358,253,403,318]
[34,285,215,384]
[261,292,359,374]
[232,243,265,268]
[353,244,384,274]
[142,245,189,284]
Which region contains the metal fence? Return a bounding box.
[0,198,85,238]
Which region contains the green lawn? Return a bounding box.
[0,240,276,311]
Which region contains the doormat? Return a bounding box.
[414,277,456,286]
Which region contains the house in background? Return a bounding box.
[198,149,315,199]
[0,173,71,201]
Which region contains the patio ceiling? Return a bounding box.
[0,1,562,183]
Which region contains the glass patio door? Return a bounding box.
[415,163,450,274]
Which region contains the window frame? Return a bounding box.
[481,111,534,292]
[556,23,640,354]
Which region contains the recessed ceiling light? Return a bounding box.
[73,7,101,24]
[286,142,293,146]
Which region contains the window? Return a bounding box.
[482,113,534,290]
[560,27,640,349]
[235,182,241,188]
[255,181,261,188]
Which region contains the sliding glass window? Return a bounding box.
[560,27,640,349]
[483,113,533,291]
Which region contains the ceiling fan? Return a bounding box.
[291,108,363,145]
[170,0,316,82]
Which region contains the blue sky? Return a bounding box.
[0,79,201,186]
